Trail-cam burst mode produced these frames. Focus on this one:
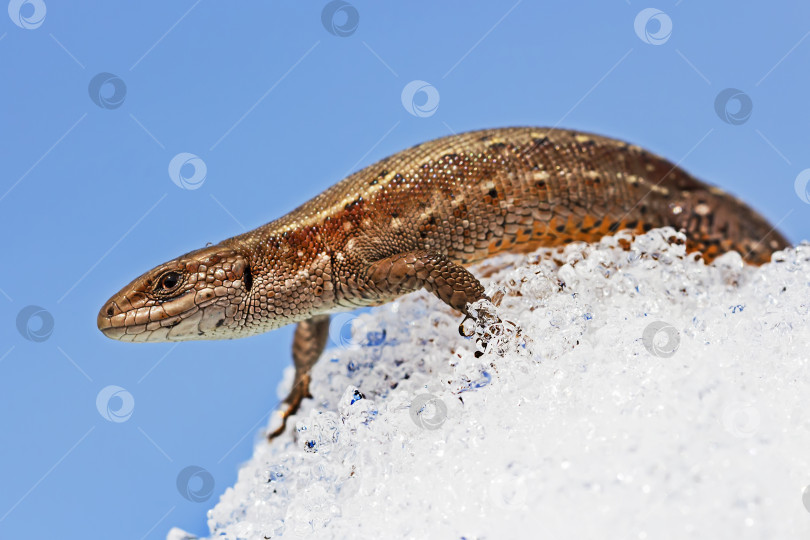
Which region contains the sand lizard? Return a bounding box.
[97,127,789,438]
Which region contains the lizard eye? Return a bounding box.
[155,271,183,293]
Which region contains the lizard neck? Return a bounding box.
[222,227,337,335]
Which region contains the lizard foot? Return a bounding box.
[463,299,520,358]
[267,375,312,441]
[268,314,330,442]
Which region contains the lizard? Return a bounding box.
[97,127,790,439]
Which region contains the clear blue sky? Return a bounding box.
[1,1,808,538]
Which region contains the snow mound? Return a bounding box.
[181,228,810,539]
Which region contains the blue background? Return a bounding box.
[1,1,808,538]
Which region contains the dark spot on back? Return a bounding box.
[488,188,498,198]
[344,197,363,211]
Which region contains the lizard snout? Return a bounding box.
[97,300,122,337]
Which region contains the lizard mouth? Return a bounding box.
[97,303,186,342]
[97,305,227,342]
[96,289,221,343]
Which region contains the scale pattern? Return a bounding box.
[98,127,789,342]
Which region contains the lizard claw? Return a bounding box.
[459,315,476,337]
[267,376,312,441]
[267,410,289,440]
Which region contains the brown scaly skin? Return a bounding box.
[97,127,790,439]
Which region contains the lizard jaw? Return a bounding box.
[97,245,253,342]
[97,296,233,342]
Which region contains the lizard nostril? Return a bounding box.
[98,301,120,333]
[100,301,120,320]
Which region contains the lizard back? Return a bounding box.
[233,127,788,268]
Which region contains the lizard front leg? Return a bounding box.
[363,249,498,337]
[268,252,491,441]
[267,314,330,440]
[363,250,488,313]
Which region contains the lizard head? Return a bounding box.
[97,245,253,342]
